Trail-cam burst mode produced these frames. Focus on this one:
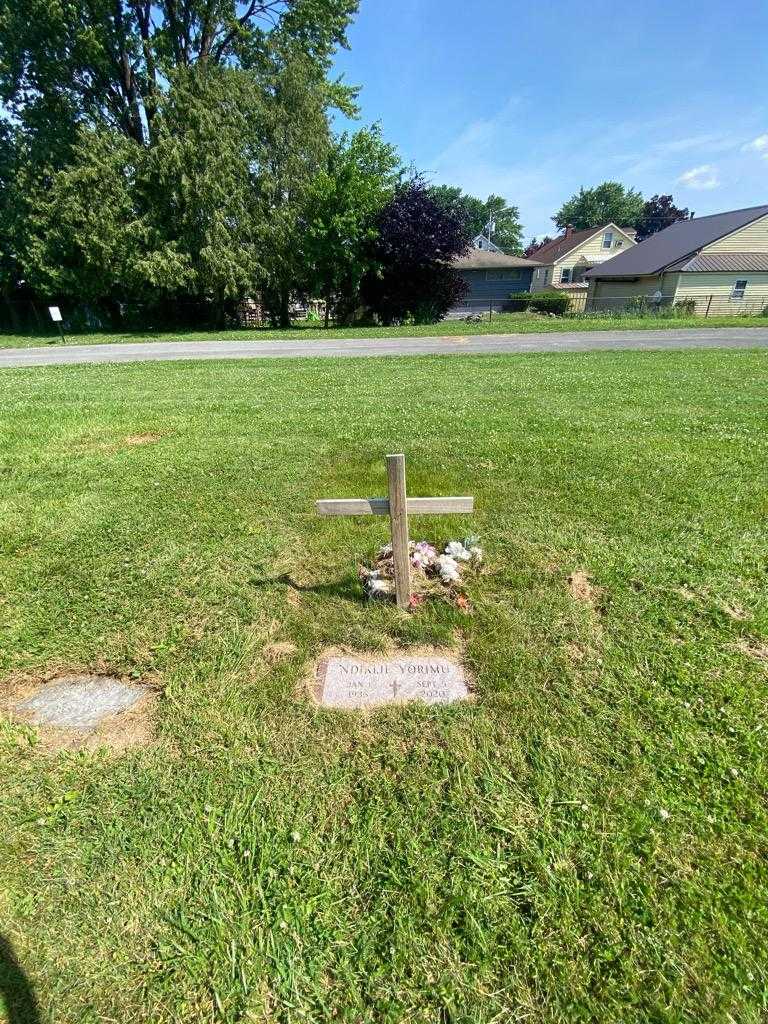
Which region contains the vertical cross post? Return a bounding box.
[386,453,410,609]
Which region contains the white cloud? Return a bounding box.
[677,164,720,190]
[426,98,766,236]
[742,134,768,159]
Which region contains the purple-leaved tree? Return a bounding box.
[362,178,469,324]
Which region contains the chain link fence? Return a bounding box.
[585,294,768,316]
[2,291,767,338]
[0,297,331,337]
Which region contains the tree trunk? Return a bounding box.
[324,289,331,329]
[279,287,291,328]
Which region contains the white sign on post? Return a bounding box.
[48,306,63,322]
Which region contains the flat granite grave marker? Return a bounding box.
[15,675,146,729]
[316,654,470,710]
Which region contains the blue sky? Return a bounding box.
[333,0,768,240]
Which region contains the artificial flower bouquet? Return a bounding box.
[359,536,483,609]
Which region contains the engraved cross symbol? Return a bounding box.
[316,454,474,610]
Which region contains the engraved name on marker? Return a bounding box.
[318,656,469,709]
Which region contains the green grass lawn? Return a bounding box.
[1,310,767,348]
[1,350,767,1023]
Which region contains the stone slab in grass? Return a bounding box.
[15,675,146,729]
[316,653,470,710]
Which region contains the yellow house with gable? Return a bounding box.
[529,223,638,304]
[585,204,768,314]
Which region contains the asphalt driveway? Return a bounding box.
[2,326,767,368]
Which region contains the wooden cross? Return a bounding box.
[316,454,474,609]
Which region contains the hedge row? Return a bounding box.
[507,291,571,315]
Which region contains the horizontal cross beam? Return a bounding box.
[316,496,474,517]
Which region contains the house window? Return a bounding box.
[486,270,521,281]
[731,279,748,299]
[544,269,550,284]
[560,268,572,283]
[602,231,613,249]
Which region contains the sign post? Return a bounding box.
[48,306,66,344]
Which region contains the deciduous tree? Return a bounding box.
[304,126,400,325]
[524,235,553,258]
[634,194,691,241]
[429,185,524,253]
[553,182,644,232]
[362,179,468,324]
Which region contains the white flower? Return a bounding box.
[436,554,460,582]
[469,546,483,564]
[445,541,471,561]
[367,579,390,599]
[658,808,670,821]
[378,544,392,558]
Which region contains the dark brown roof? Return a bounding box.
[453,250,542,270]
[586,204,768,279]
[529,224,632,264]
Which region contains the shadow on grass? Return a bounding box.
[252,572,364,605]
[0,935,41,1024]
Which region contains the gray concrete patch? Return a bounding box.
[16,675,146,729]
[1,327,767,368]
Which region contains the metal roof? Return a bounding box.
[453,250,542,270]
[585,205,768,278]
[671,252,768,273]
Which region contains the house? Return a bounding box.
[585,204,768,314]
[472,233,502,253]
[529,224,638,301]
[451,249,542,313]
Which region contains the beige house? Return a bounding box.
[585,204,768,314]
[529,223,638,301]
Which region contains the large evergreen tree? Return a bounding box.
[0,1,358,149]
[0,2,359,316]
[0,121,22,295]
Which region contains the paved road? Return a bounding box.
[2,327,767,368]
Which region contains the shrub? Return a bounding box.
[507,290,571,315]
[673,298,696,316]
[625,295,652,315]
